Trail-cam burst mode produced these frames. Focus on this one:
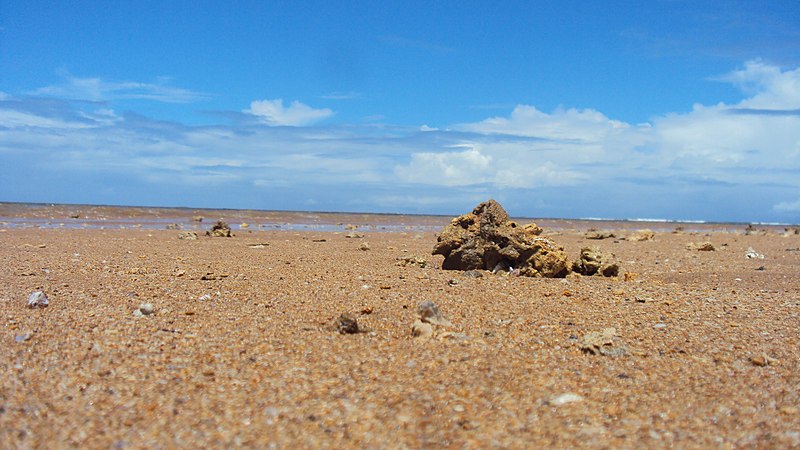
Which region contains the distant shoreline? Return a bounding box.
[0,201,795,231]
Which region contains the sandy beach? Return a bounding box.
[1,204,799,448]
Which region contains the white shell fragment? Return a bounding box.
[550,393,584,406]
[27,291,49,308]
[745,247,765,259]
[134,303,155,317]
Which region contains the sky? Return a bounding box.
[1,1,800,223]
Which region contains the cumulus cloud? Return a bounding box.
[716,59,800,110]
[649,61,800,187]
[395,141,589,189]
[391,60,800,221]
[244,99,334,126]
[396,145,492,186]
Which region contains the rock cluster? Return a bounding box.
[585,229,615,240]
[574,247,619,277]
[626,229,655,242]
[687,241,716,251]
[178,231,198,240]
[206,221,232,237]
[432,200,571,277]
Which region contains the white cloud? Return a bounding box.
[244,99,333,126]
[774,197,800,212]
[396,145,492,186]
[32,74,211,103]
[3,61,800,222]
[716,60,800,109]
[648,61,800,186]
[0,109,95,129]
[459,104,630,141]
[321,91,363,100]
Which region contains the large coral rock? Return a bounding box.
[432,200,571,277]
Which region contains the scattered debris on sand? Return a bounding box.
[432,199,571,277]
[358,242,370,251]
[687,241,716,251]
[178,231,198,240]
[574,247,619,277]
[206,221,232,237]
[26,290,49,308]
[192,215,204,223]
[345,232,365,239]
[166,223,181,230]
[626,229,655,242]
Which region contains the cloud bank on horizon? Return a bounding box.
[1,59,799,223]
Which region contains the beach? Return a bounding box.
[1,204,799,448]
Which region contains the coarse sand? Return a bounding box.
[1,209,799,448]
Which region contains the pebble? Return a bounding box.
[27,290,49,308]
[462,270,484,278]
[15,333,33,343]
[358,242,370,251]
[653,323,667,329]
[337,314,360,334]
[417,301,452,326]
[687,241,716,251]
[751,353,779,367]
[580,328,625,356]
[411,319,433,338]
[135,303,155,317]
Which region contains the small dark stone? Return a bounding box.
[336,314,359,334]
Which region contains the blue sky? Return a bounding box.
[1,1,800,222]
